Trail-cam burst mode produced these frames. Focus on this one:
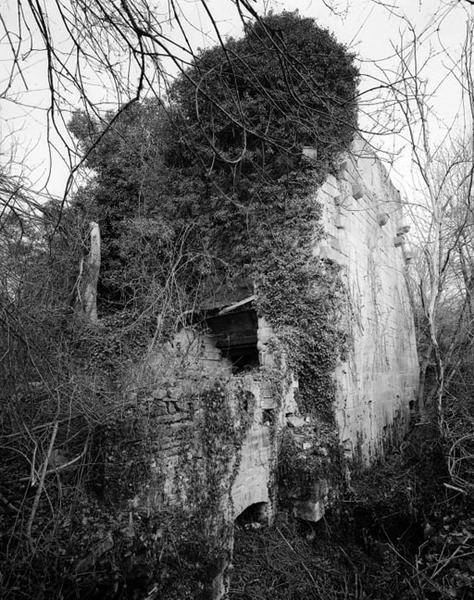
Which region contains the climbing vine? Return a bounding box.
[252,171,348,425]
[154,377,257,595]
[79,7,356,555]
[42,9,360,598]
[256,179,349,502]
[201,380,254,502]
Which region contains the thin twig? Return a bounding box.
[26,421,58,552]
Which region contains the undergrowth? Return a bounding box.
[1,10,359,599]
[231,411,474,600]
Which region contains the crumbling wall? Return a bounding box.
[141,313,296,519]
[129,141,419,597]
[129,311,295,598]
[134,142,418,516]
[231,317,298,520]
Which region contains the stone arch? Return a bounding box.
[235,501,270,527]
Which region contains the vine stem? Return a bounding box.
[276,526,317,587]
[26,421,59,552]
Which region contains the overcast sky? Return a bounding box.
[1,0,472,200]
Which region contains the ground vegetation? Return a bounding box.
[2,2,474,599]
[0,11,359,599]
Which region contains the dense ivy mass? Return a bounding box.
[170,11,358,174]
[70,10,358,430]
[72,10,357,311]
[0,10,360,599]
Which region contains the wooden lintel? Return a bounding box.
[217,295,255,316]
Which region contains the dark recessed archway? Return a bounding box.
[235,501,269,527]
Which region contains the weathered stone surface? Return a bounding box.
[130,139,418,599]
[292,499,325,522]
[317,137,418,463]
[287,415,306,429]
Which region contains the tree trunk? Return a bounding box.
[78,221,101,324]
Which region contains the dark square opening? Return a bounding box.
[204,308,259,373]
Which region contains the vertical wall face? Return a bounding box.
[314,140,419,461]
[137,310,296,520]
[126,143,419,597]
[134,142,419,523]
[231,317,298,519]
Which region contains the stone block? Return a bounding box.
[325,174,339,191]
[292,499,325,522]
[302,146,318,161]
[287,415,306,428]
[394,234,405,247]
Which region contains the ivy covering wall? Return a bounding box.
[70,9,358,417]
[55,9,360,597]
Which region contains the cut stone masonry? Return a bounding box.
[133,139,419,598]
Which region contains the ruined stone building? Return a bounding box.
[132,138,419,597]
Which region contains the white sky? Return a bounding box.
[1,0,472,201]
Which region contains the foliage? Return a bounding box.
[68,102,203,312]
[255,217,347,424]
[69,10,358,314]
[201,380,254,501]
[0,9,359,599]
[230,515,413,600]
[230,518,358,600]
[170,11,358,175]
[338,417,474,600]
[69,13,356,428]
[232,412,474,600]
[277,425,341,506]
[0,499,226,599]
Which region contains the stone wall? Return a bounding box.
[271,140,418,522]
[230,317,298,520]
[137,312,297,520]
[315,138,418,462]
[131,140,419,597]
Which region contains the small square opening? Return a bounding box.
[204,308,259,373]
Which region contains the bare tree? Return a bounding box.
[376,12,474,433]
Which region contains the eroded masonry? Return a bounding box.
[130,139,419,597]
